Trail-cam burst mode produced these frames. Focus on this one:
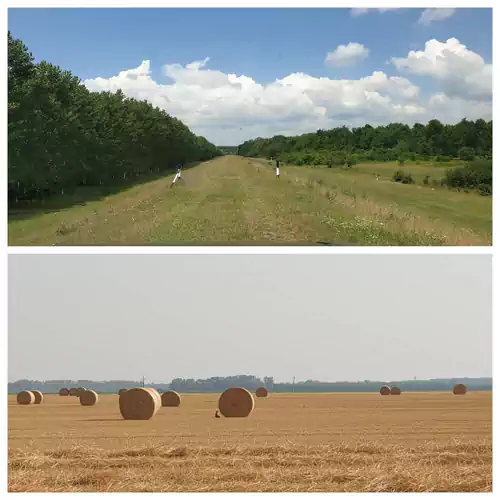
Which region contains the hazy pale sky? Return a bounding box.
[8,254,491,383]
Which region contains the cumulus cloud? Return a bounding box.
[325,42,370,67]
[351,8,400,16]
[418,8,456,26]
[83,37,491,145]
[392,38,492,101]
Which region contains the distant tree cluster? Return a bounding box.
[169,375,275,393]
[8,376,492,394]
[237,120,492,166]
[8,32,222,205]
[218,146,240,155]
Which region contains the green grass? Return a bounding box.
[8,156,492,246]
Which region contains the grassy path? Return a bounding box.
[8,156,492,245]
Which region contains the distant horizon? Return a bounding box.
[8,375,492,385]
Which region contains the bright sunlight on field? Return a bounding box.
[8,391,492,492]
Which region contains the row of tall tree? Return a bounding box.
[8,32,222,204]
[237,119,492,165]
[8,376,492,394]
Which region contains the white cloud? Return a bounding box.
[392,38,492,101]
[83,38,491,145]
[351,8,400,17]
[426,92,492,123]
[325,42,370,67]
[350,8,368,16]
[418,8,456,26]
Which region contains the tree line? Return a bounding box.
[8,32,222,205]
[8,376,492,394]
[237,119,492,166]
[219,146,239,155]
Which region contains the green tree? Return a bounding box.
[345,156,356,168]
[8,33,222,204]
[459,147,475,161]
[238,118,492,166]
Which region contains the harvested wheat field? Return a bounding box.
[8,392,491,492]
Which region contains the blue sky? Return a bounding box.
[8,8,493,145]
[8,8,492,84]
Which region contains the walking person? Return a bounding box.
[275,159,280,179]
[170,164,182,188]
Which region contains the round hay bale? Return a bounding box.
[69,388,79,397]
[76,387,87,397]
[453,383,467,395]
[149,388,161,398]
[255,387,268,398]
[119,387,161,420]
[390,387,401,395]
[218,387,255,418]
[118,388,128,395]
[147,388,162,408]
[31,390,44,404]
[80,390,99,406]
[59,387,70,396]
[161,391,181,407]
[17,391,35,405]
[380,385,391,396]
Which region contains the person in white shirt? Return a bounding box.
[276,159,280,179]
[170,165,182,187]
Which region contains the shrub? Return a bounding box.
[393,170,414,184]
[392,170,405,182]
[345,156,357,168]
[478,184,492,196]
[402,173,414,184]
[313,155,323,166]
[444,158,492,194]
[327,153,345,168]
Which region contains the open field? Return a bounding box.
[8,156,491,246]
[349,160,462,183]
[8,392,492,492]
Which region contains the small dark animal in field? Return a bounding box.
[215,410,220,418]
